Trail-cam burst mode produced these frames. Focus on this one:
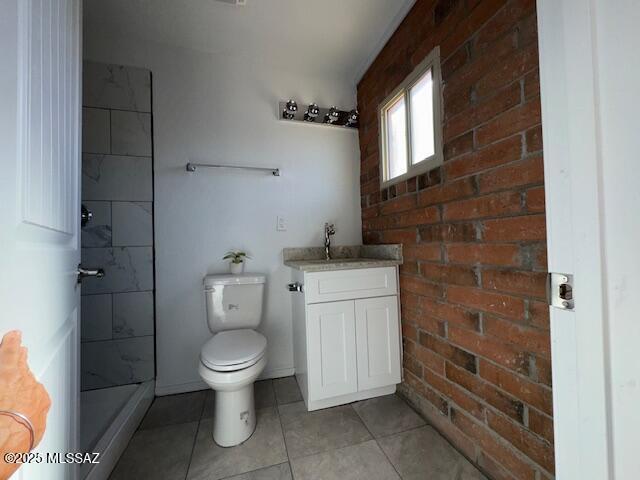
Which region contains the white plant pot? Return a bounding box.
[229,262,244,274]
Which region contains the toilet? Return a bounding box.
[198,273,268,447]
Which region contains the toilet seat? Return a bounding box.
[200,329,267,372]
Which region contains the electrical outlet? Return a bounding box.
[276,216,287,231]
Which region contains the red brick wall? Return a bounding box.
[357,1,552,479]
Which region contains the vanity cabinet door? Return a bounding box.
[307,300,358,400]
[355,296,401,391]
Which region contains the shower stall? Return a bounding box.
[79,61,155,479]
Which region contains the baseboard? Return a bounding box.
[82,381,154,480]
[260,366,295,380]
[155,367,296,396]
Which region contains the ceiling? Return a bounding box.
[83,0,416,85]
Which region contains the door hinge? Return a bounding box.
[547,272,574,310]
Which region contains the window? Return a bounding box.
[379,47,443,186]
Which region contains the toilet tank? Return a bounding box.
[203,273,266,334]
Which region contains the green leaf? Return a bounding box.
[223,250,250,262]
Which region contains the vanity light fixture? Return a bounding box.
[346,109,359,127]
[304,103,320,122]
[282,99,298,120]
[324,106,340,124]
[278,100,358,130]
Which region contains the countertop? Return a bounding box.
[283,245,403,272]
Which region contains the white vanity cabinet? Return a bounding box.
[290,266,402,411]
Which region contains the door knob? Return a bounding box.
[77,265,105,284]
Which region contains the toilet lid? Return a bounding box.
[200,329,267,371]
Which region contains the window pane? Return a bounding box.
[385,95,407,180]
[409,68,435,163]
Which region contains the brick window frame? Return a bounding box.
[378,46,444,188]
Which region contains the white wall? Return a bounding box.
[84,30,362,394]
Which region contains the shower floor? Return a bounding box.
[81,384,139,453]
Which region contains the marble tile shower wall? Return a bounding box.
[80,61,155,391]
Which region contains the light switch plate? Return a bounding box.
[276,216,287,231]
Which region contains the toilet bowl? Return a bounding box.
[199,328,267,446]
[199,358,267,446]
[198,274,268,447]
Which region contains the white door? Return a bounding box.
[538,0,640,478]
[355,296,401,391]
[306,301,358,400]
[0,1,82,479]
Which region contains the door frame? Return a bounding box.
[538,0,640,477]
[537,0,611,477]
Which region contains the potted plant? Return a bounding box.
[223,250,250,274]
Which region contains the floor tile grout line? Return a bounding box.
[350,395,427,440]
[283,400,404,465]
[351,403,404,480]
[279,400,385,465]
[286,436,376,463]
[374,422,429,440]
[218,462,292,480]
[273,376,304,407]
[183,420,203,480]
[273,382,295,479]
[183,394,208,480]
[395,391,490,479]
[373,436,403,480]
[272,376,303,479]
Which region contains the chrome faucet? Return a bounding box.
[324,223,336,260]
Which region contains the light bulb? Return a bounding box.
[324,106,339,124]
[346,109,359,127]
[282,99,298,120]
[304,103,320,122]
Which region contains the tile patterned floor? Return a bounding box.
[109,377,487,480]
